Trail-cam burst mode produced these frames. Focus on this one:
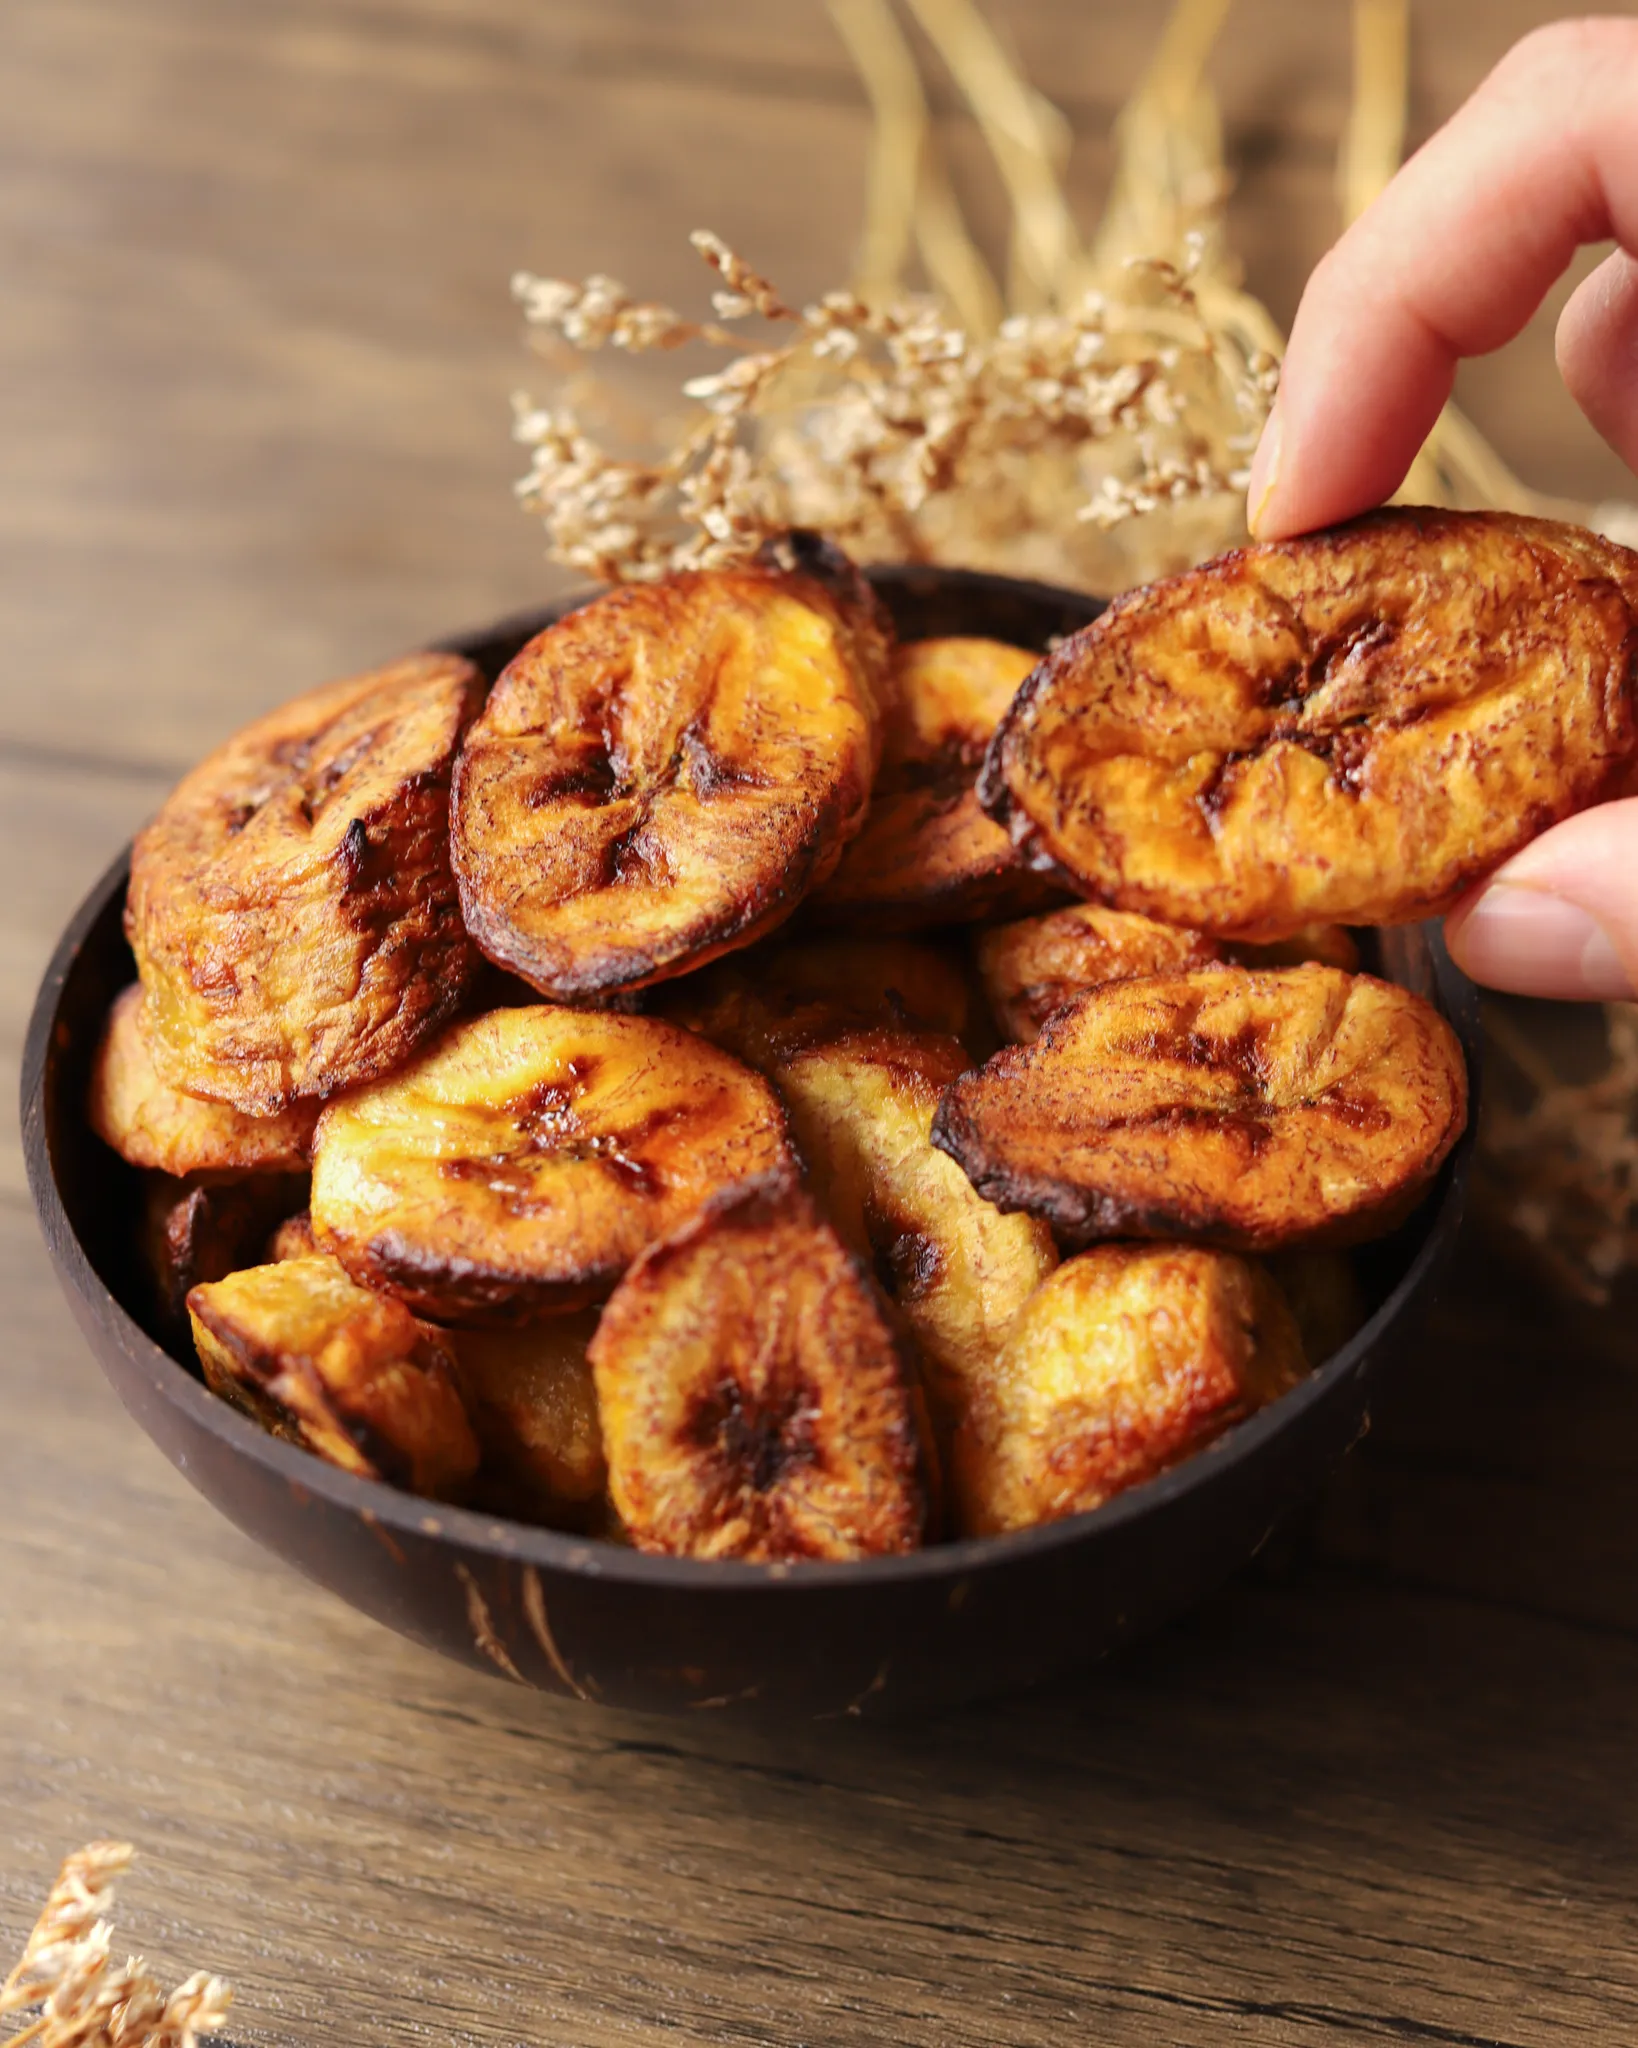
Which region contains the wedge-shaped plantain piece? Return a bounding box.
[91,985,318,1174]
[657,932,974,1070]
[589,1172,929,1560]
[128,651,485,1113]
[934,964,1467,1251]
[454,1314,606,1527]
[957,1244,1307,1535]
[981,509,1638,939]
[976,905,1358,1044]
[770,1026,1056,1450]
[451,545,891,1000]
[140,1170,309,1338]
[811,637,1061,928]
[188,1255,479,1496]
[310,1005,792,1322]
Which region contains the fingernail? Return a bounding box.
[1446,882,1635,999]
[1246,398,1283,540]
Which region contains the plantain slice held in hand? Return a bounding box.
[451,543,891,999]
[91,985,318,1174]
[975,904,1358,1044]
[129,652,485,1113]
[980,509,1638,939]
[188,1254,479,1497]
[934,963,1467,1251]
[770,1026,1056,1466]
[589,1172,930,1561]
[310,1005,793,1322]
[957,1245,1307,1535]
[811,636,1061,928]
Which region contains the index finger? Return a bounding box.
[1249,16,1638,541]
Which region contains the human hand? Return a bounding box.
[1243,16,1638,1000]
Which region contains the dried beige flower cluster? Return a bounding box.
[2,1845,231,2048]
[512,230,1278,589]
[1477,1004,1638,1305]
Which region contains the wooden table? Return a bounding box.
[4,5,1637,2042]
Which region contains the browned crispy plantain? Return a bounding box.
[957,1244,1307,1535]
[91,985,318,1174]
[933,964,1467,1251]
[975,905,1358,1043]
[188,1255,479,1496]
[769,1026,1056,1453]
[657,931,974,1069]
[310,1005,792,1322]
[811,637,1062,928]
[451,546,891,999]
[267,1209,320,1262]
[454,1314,606,1526]
[981,509,1638,939]
[588,1172,929,1560]
[128,652,485,1113]
[140,1171,309,1337]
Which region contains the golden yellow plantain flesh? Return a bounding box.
[128,652,485,1113]
[309,1005,793,1322]
[933,964,1467,1252]
[453,1315,606,1526]
[975,904,1359,1044]
[811,637,1061,928]
[588,1172,930,1561]
[768,1026,1056,1465]
[956,1244,1308,1535]
[980,510,1638,939]
[90,985,318,1174]
[188,1254,479,1497]
[451,547,891,999]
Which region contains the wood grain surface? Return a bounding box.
[4,4,1638,2043]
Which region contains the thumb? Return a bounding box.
[1444,799,1638,999]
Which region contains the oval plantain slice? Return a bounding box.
[588,1171,930,1561]
[656,931,975,1070]
[980,508,1638,939]
[768,1025,1056,1459]
[810,637,1064,928]
[933,963,1468,1252]
[975,905,1359,1044]
[128,651,485,1113]
[453,1314,607,1527]
[309,1005,793,1323]
[188,1254,480,1498]
[956,1244,1307,1536]
[450,546,891,1000]
[90,985,318,1175]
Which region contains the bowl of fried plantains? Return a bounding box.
[47,506,1638,1719]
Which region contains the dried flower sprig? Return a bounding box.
[512,228,1276,586]
[2,1845,232,2048]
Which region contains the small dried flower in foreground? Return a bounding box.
[2,1845,232,2048]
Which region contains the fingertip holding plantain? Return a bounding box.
[1444,799,1638,1000]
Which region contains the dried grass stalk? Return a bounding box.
[2,1845,232,2048]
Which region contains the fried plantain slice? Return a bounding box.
[267,1209,320,1262]
[933,964,1467,1251]
[128,651,485,1113]
[140,1170,309,1337]
[188,1255,479,1497]
[454,1314,606,1526]
[656,931,974,1069]
[588,1172,929,1561]
[956,1244,1307,1535]
[981,509,1638,939]
[451,544,891,999]
[769,1026,1056,1451]
[309,1005,793,1322]
[975,905,1358,1043]
[1264,1248,1367,1365]
[810,637,1062,928]
[91,985,318,1175]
